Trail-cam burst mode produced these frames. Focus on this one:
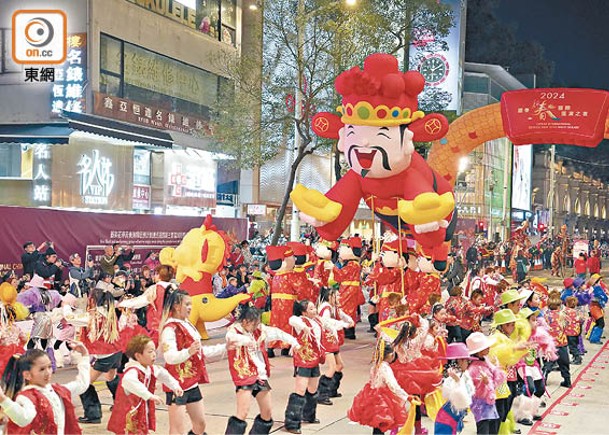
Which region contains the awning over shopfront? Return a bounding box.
[61,110,174,148]
[0,123,73,144]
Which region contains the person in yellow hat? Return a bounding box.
[489,309,534,434]
[500,289,532,343]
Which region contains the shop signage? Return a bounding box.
[51,33,87,115]
[122,43,216,107]
[247,204,267,216]
[32,144,52,205]
[217,193,237,207]
[133,184,151,210]
[77,149,115,205]
[52,140,133,210]
[165,150,216,208]
[125,0,196,29]
[133,149,151,185]
[93,92,212,136]
[457,205,481,215]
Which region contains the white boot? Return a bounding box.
[530,395,542,420]
[512,395,525,422]
[54,348,64,368]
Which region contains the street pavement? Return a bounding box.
[52,268,609,434]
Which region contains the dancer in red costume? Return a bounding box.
[367,239,408,321]
[391,317,443,434]
[160,289,226,435]
[79,287,124,425]
[283,300,327,433]
[108,335,182,435]
[313,241,337,289]
[286,242,318,302]
[333,237,364,340]
[266,245,298,357]
[224,305,299,435]
[348,338,412,434]
[0,344,90,435]
[317,287,352,405]
[0,282,28,376]
[118,265,176,346]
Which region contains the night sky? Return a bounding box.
[495,0,609,89]
[495,0,609,177]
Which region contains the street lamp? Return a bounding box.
[488,170,496,241]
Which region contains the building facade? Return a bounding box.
[459,62,530,242]
[0,0,260,217]
[532,150,609,240]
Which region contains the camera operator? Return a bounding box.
[113,243,134,270]
[68,253,95,298]
[34,244,64,284]
[21,240,47,277]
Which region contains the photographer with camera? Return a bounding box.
[34,244,64,285]
[113,243,135,270]
[21,240,48,277]
[68,253,95,298]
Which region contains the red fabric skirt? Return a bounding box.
[348,383,408,432]
[391,356,443,396]
[0,343,24,376]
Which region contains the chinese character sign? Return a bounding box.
[32,144,52,205]
[52,140,133,210]
[51,33,87,115]
[164,150,217,208]
[77,149,115,205]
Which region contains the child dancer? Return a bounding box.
[434,343,475,435]
[489,309,531,432]
[161,289,226,435]
[0,282,29,376]
[514,308,556,425]
[317,287,352,404]
[564,296,582,364]
[466,332,505,435]
[284,300,325,434]
[589,298,605,344]
[543,295,571,387]
[0,343,90,435]
[224,305,299,435]
[16,276,62,363]
[79,287,124,424]
[459,289,494,343]
[108,335,183,435]
[348,339,411,434]
[444,286,466,343]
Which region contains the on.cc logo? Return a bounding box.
[12,10,67,65]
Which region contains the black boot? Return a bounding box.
[560,378,572,388]
[78,384,102,423]
[281,347,291,357]
[267,348,275,358]
[368,313,379,332]
[284,393,306,434]
[330,371,343,398]
[106,375,119,400]
[225,416,248,435]
[345,327,356,340]
[317,375,333,405]
[249,414,273,434]
[302,391,320,424]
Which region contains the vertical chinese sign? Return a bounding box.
[133,149,152,210]
[32,144,52,206]
[51,33,87,115]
